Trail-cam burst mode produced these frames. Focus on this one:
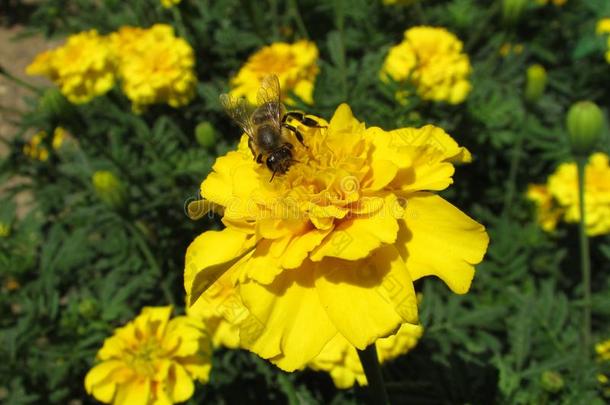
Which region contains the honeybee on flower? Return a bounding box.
[220,74,323,180]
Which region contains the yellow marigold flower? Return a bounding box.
[111,24,196,112]
[596,18,610,35]
[26,30,115,104]
[187,270,243,349]
[184,103,489,371]
[229,41,319,105]
[23,127,66,161]
[526,184,563,232]
[597,339,610,362]
[547,152,610,236]
[381,26,471,104]
[85,306,211,405]
[309,323,423,388]
[161,0,181,8]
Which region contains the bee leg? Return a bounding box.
[256,153,263,163]
[284,111,326,128]
[283,123,307,147]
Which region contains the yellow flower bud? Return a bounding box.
[540,371,564,393]
[566,101,604,156]
[0,223,10,238]
[524,64,546,103]
[502,0,528,26]
[92,171,126,209]
[195,122,217,148]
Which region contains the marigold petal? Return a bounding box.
[169,364,195,402]
[115,377,151,405]
[185,228,256,306]
[399,193,489,293]
[315,245,418,349]
[84,360,124,396]
[239,261,337,371]
[310,195,400,262]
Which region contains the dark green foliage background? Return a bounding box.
[1,0,610,404]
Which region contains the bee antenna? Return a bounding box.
[269,170,277,182]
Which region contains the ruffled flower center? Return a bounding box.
[125,337,163,377]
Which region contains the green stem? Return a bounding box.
[0,65,41,93]
[289,0,309,39]
[576,156,591,357]
[357,344,390,405]
[502,110,528,217]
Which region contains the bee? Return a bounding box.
[220,75,322,180]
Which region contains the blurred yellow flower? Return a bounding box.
[22,127,66,161]
[26,30,116,104]
[309,323,423,388]
[184,103,488,372]
[381,26,472,104]
[596,19,610,63]
[229,40,319,104]
[526,184,562,232]
[85,306,211,405]
[111,24,196,112]
[161,0,181,7]
[528,152,610,236]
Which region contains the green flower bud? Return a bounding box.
[540,371,564,393]
[524,64,546,104]
[92,171,126,209]
[566,101,604,157]
[78,298,98,319]
[195,122,217,148]
[502,0,528,26]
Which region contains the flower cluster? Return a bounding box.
[381,26,472,104]
[185,103,488,372]
[596,19,610,63]
[111,25,197,112]
[309,323,423,388]
[84,306,211,405]
[527,152,610,236]
[229,40,319,105]
[26,31,116,104]
[27,25,196,111]
[22,127,65,161]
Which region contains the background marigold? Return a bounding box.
[184,103,488,372]
[308,323,423,389]
[112,24,196,112]
[381,26,471,104]
[527,152,610,236]
[26,30,116,104]
[84,306,211,405]
[228,40,319,105]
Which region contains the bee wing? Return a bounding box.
[219,93,256,140]
[257,74,282,128]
